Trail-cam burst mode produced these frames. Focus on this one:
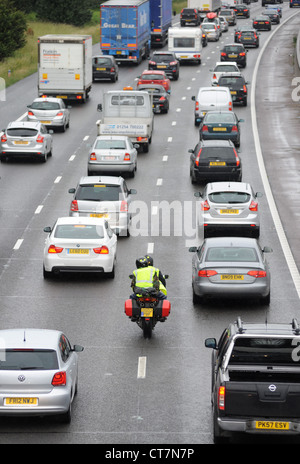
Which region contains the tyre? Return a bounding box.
[43,265,52,279]
[143,143,149,153]
[260,291,270,305]
[142,318,152,339]
[243,96,247,106]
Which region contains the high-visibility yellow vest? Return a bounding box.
[133,266,167,296]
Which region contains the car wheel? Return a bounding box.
[41,152,47,163]
[260,292,270,305]
[43,265,52,279]
[143,143,149,153]
[111,75,117,83]
[58,402,72,423]
[106,265,115,278]
[192,287,203,304]
[243,96,247,106]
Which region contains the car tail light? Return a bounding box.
[149,60,155,65]
[195,100,199,111]
[221,52,226,57]
[198,269,218,277]
[56,111,63,117]
[1,134,7,143]
[193,54,201,59]
[48,245,63,254]
[265,21,270,24]
[238,33,242,39]
[195,148,202,166]
[201,200,210,211]
[249,200,258,211]
[243,85,247,93]
[123,153,131,161]
[229,101,232,111]
[93,246,109,254]
[52,371,66,386]
[28,111,34,116]
[254,33,258,39]
[213,73,217,80]
[71,200,78,212]
[247,270,267,278]
[243,8,247,11]
[233,148,240,166]
[137,80,142,86]
[253,21,258,24]
[218,386,225,410]
[90,152,97,161]
[239,52,246,56]
[36,134,44,143]
[110,67,115,72]
[159,96,166,102]
[231,125,238,132]
[120,200,128,212]
[170,61,177,65]
[202,124,208,131]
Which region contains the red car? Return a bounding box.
[137,70,171,93]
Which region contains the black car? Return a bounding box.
[236,28,259,47]
[199,111,243,147]
[148,51,179,80]
[232,4,250,18]
[180,8,201,26]
[218,74,249,106]
[92,55,119,82]
[137,84,170,114]
[262,10,280,23]
[253,15,272,30]
[220,44,247,67]
[189,139,242,184]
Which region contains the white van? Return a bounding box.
[168,27,202,64]
[191,87,233,125]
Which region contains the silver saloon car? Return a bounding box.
[0,121,53,162]
[87,135,138,177]
[189,236,272,305]
[195,182,263,238]
[0,328,84,423]
[27,97,70,132]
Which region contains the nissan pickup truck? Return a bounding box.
[205,317,300,443]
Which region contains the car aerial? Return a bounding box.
[220,43,247,67]
[43,216,117,278]
[87,135,138,177]
[189,139,242,184]
[0,121,53,163]
[262,9,280,23]
[136,70,171,93]
[92,55,119,82]
[201,23,220,42]
[27,97,70,132]
[265,4,282,17]
[232,4,250,18]
[148,51,179,80]
[68,176,137,237]
[217,74,249,106]
[219,9,236,26]
[0,328,84,422]
[194,181,263,238]
[137,84,170,114]
[189,236,272,305]
[235,28,259,47]
[180,8,201,26]
[253,15,272,30]
[218,16,229,32]
[199,110,244,147]
[210,61,241,86]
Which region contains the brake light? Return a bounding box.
[159,96,166,101]
[243,9,247,11]
[120,200,128,212]
[233,148,239,166]
[52,371,66,386]
[253,21,258,24]
[1,134,7,143]
[221,52,226,57]
[36,134,44,143]
[195,100,199,111]
[231,125,238,132]
[218,386,225,410]
[249,200,258,211]
[202,125,208,131]
[137,80,142,86]
[195,148,202,166]
[28,111,34,116]
[90,152,97,161]
[170,61,177,65]
[149,60,155,65]
[48,245,63,254]
[213,73,217,80]
[265,21,270,24]
[71,200,78,212]
[198,269,217,277]
[239,52,246,56]
[123,153,131,161]
[201,200,210,211]
[254,33,258,39]
[247,270,267,278]
[243,85,247,93]
[93,246,109,254]
[110,67,115,72]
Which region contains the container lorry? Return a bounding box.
[168,27,202,64]
[150,0,173,47]
[37,35,92,102]
[96,90,154,153]
[100,0,151,65]
[187,0,222,14]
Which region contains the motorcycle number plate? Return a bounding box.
[141,308,153,318]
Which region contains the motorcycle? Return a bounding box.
[125,276,171,339]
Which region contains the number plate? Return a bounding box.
[41,121,51,124]
[68,249,89,254]
[14,141,28,145]
[221,274,244,280]
[259,21,264,24]
[220,209,239,214]
[256,421,289,430]
[210,161,226,166]
[90,213,108,218]
[231,91,237,95]
[5,398,38,406]
[56,95,67,99]
[180,55,188,58]
[213,127,227,131]
[141,308,153,317]
[96,67,106,70]
[228,54,237,58]
[157,65,166,68]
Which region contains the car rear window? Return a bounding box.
[152,55,174,62]
[214,65,238,72]
[76,185,122,201]
[111,95,144,106]
[31,102,60,110]
[0,349,59,370]
[220,10,232,15]
[54,224,104,239]
[199,90,229,104]
[201,147,236,160]
[202,24,216,30]
[208,192,250,204]
[205,247,258,262]
[241,31,255,37]
[95,140,126,149]
[218,76,245,86]
[230,337,300,365]
[141,74,163,80]
[7,128,38,137]
[223,45,243,53]
[205,113,235,123]
[93,57,112,66]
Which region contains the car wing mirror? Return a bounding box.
[43,226,52,233]
[72,345,84,352]
[189,246,198,252]
[97,103,102,112]
[205,338,217,349]
[262,246,273,253]
[191,96,195,101]
[188,149,194,153]
[68,188,75,194]
[129,189,137,194]
[255,192,263,198]
[194,192,202,198]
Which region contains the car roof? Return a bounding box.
[32,97,62,103]
[93,54,114,59]
[153,51,174,55]
[0,328,62,350]
[206,181,251,194]
[55,216,108,226]
[95,135,129,141]
[78,175,124,186]
[141,70,165,75]
[214,61,238,66]
[201,139,234,147]
[7,121,42,129]
[223,43,244,47]
[204,236,258,247]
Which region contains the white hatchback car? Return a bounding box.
[27,97,70,132]
[0,328,83,423]
[43,216,117,278]
[210,61,241,85]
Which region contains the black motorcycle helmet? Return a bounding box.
[144,255,153,266]
[136,257,148,268]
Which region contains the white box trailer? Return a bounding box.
[38,34,92,103]
[96,90,154,153]
[168,27,202,64]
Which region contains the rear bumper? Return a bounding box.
[193,167,242,182]
[218,417,300,435]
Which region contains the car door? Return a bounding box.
[59,334,78,399]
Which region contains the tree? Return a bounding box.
[0,0,27,61]
[35,0,92,27]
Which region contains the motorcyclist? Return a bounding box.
[144,255,167,295]
[130,256,167,300]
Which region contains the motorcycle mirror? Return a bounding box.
[164,274,169,279]
[129,274,134,279]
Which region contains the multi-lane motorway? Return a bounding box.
[0,2,300,444]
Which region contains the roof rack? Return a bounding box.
[292,318,300,335]
[236,316,244,334]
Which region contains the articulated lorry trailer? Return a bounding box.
[187,0,222,14]
[150,0,173,47]
[100,0,151,64]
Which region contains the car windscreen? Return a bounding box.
[30,102,60,110]
[205,246,259,262]
[0,349,59,370]
[94,140,126,149]
[174,38,195,48]
[54,224,105,239]
[76,185,122,201]
[204,113,235,123]
[229,337,300,365]
[7,128,38,137]
[208,191,251,204]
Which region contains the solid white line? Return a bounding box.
[251,10,300,299]
[54,176,62,183]
[34,205,43,214]
[13,239,23,250]
[137,356,147,379]
[147,242,154,254]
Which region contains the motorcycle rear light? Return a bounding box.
[36,134,44,143]
[90,152,97,161]
[218,386,225,410]
[48,245,63,254]
[1,134,7,142]
[120,200,128,212]
[247,270,267,278]
[93,246,109,254]
[123,153,131,161]
[249,200,258,211]
[52,371,66,386]
[71,200,78,212]
[201,200,210,211]
[198,269,218,277]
